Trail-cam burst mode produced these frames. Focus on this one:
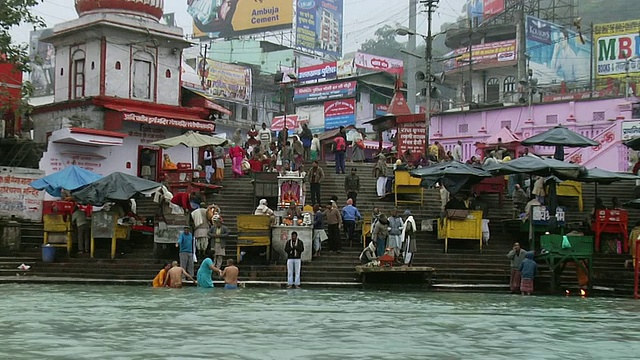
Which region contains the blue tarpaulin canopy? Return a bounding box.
[30,165,103,197]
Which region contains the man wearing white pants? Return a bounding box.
[285,231,304,289]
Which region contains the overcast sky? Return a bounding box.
[11,0,468,53]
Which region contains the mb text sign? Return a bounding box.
[396,124,427,157]
[354,52,403,75]
[293,81,356,103]
[594,20,640,79]
[324,98,355,130]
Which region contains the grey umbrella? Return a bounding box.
[623,198,640,210]
[484,156,585,179]
[520,124,599,149]
[624,137,640,151]
[72,172,162,206]
[411,161,492,194]
[575,167,640,199]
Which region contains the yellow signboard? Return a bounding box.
[189,0,293,39]
[594,20,640,90]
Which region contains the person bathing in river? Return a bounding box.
[519,251,537,295]
[197,251,221,289]
[221,258,240,289]
[166,261,195,288]
[152,263,171,288]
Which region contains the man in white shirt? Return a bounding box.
[258,122,272,153]
[452,140,463,162]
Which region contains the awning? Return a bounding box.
[102,103,216,132]
[50,127,126,146]
[183,87,233,115]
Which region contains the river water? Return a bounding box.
[1,284,639,359]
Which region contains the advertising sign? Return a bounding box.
[0,167,44,222]
[467,0,505,25]
[271,115,300,131]
[483,0,505,18]
[293,81,356,103]
[336,58,354,78]
[443,40,517,72]
[594,20,640,82]
[374,104,388,117]
[123,113,216,132]
[297,62,337,84]
[295,0,344,57]
[28,28,55,98]
[197,58,252,103]
[531,206,566,226]
[324,98,355,130]
[190,0,293,39]
[354,52,403,75]
[622,120,640,140]
[396,124,427,158]
[525,16,591,85]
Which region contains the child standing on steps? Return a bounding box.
[519,251,537,295]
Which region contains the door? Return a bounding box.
[138,145,161,181]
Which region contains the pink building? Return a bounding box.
[430,97,640,171]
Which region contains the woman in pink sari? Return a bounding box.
[229,143,244,178]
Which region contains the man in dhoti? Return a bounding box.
[208,216,229,268]
[191,204,210,259]
[401,210,417,266]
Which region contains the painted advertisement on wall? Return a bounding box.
[324,98,355,130]
[354,52,403,75]
[0,167,44,221]
[594,20,640,89]
[295,0,343,58]
[443,39,517,72]
[197,58,252,103]
[293,80,356,103]
[525,15,592,86]
[190,0,293,39]
[28,28,55,98]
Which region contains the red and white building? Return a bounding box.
[31,0,221,180]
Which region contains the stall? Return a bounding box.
[271,225,313,262]
[253,172,279,207]
[318,125,356,162]
[394,170,424,206]
[591,209,628,253]
[237,215,272,262]
[90,210,130,259]
[523,205,567,252]
[472,177,506,207]
[437,210,483,253]
[556,180,583,212]
[537,234,594,292]
[41,201,76,255]
[154,210,187,257]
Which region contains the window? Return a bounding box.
[132,51,154,100]
[503,76,516,94]
[458,124,468,133]
[486,78,500,103]
[241,106,248,120]
[251,108,258,122]
[593,111,605,121]
[165,69,171,78]
[546,114,558,124]
[115,61,121,70]
[71,50,86,99]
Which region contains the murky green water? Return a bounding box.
[1,285,639,359]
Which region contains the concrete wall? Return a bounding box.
[31,105,106,143]
[0,167,44,221]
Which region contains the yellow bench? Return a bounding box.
[437,210,483,253]
[237,215,272,262]
[394,170,424,206]
[43,214,72,255]
[556,180,583,212]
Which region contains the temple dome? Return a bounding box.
[75,0,164,21]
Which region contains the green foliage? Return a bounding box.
[0,0,45,73]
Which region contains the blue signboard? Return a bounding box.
[295,0,343,58]
[293,80,356,103]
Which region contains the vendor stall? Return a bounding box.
[394,170,424,206]
[90,210,130,259]
[591,209,628,253]
[537,234,594,292]
[271,225,313,262]
[237,215,272,262]
[438,210,483,253]
[523,205,567,252]
[42,201,77,255]
[556,180,583,212]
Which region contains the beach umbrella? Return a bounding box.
[484,156,585,179]
[71,172,162,206]
[30,165,103,197]
[520,124,599,148]
[411,161,492,193]
[624,137,640,151]
[150,131,227,149]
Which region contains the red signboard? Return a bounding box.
[397,123,427,157]
[123,113,215,132]
[483,0,505,18]
[297,62,338,84]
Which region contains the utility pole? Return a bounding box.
[421,0,439,146]
[407,0,418,112]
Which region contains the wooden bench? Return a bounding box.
[437,210,483,253]
[394,170,424,206]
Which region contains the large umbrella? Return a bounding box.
[71,172,162,206]
[411,161,492,194]
[30,165,103,197]
[577,168,639,184]
[520,125,599,154]
[624,137,640,151]
[484,156,586,179]
[151,131,227,149]
[623,198,640,210]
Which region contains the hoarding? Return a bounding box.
[354,52,403,75]
[324,98,355,130]
[443,39,517,72]
[594,20,640,85]
[28,28,55,98]
[297,62,337,84]
[190,0,293,39]
[197,58,252,103]
[293,80,356,103]
[525,16,591,86]
[467,0,505,26]
[295,0,343,58]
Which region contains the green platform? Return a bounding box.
[537,235,594,292]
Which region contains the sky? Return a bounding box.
[10,0,469,55]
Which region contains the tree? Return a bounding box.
[0,0,45,73]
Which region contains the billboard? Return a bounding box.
[28,28,55,98]
[525,16,591,85]
[324,98,355,130]
[293,80,356,103]
[197,58,252,103]
[190,0,293,39]
[397,124,427,159]
[467,0,505,26]
[354,52,403,75]
[295,0,343,58]
[297,62,337,84]
[594,20,640,86]
[443,39,517,72]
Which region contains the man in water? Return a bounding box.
[197,251,221,288]
[176,226,194,276]
[221,258,239,289]
[166,261,196,288]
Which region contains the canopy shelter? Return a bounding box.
[624,137,640,151]
[30,165,103,198]
[411,161,492,194]
[71,172,162,206]
[521,125,599,160]
[476,127,522,159]
[150,131,227,149]
[484,156,586,179]
[576,168,639,185]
